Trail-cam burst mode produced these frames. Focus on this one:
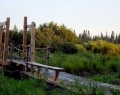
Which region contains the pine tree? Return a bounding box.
[101,32,103,40]
[115,34,118,44]
[111,31,114,43]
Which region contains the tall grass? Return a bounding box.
[35,50,120,85]
[0,74,46,95]
[45,51,120,84]
[0,73,106,95]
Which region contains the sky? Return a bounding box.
[0,0,120,37]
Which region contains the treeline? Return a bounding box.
[4,22,120,54]
[6,22,79,50]
[79,30,120,44]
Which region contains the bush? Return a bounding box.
[61,43,78,54]
[84,40,120,55]
[75,44,86,52]
[107,62,119,72]
[110,79,120,86]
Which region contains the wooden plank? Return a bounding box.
[22,71,63,87]
[26,62,64,71]
[23,17,27,62]
[36,67,41,78]
[31,22,35,62]
[10,59,25,65]
[0,26,3,58]
[0,22,6,26]
[3,18,10,62]
[54,70,59,81]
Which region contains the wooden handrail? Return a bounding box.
[26,62,64,81]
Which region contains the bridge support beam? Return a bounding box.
[0,26,3,58]
[23,17,27,62]
[31,22,36,62]
[3,18,10,62]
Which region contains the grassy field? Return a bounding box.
[1,51,120,94]
[0,72,106,95]
[36,51,120,86]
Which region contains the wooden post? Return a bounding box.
[26,46,30,62]
[31,22,35,62]
[0,26,3,58]
[45,47,50,77]
[18,45,20,60]
[31,65,34,74]
[45,47,50,65]
[23,17,27,62]
[3,18,10,62]
[54,70,59,81]
[10,43,13,63]
[25,63,28,72]
[36,67,41,79]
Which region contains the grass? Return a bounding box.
[8,49,120,91]
[43,51,120,85]
[0,74,46,95]
[0,72,106,95]
[89,73,119,84]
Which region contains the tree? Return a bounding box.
[117,33,120,44]
[35,27,47,47]
[101,32,103,40]
[111,31,114,43]
[115,34,118,44]
[104,31,109,42]
[13,25,18,32]
[82,30,87,42]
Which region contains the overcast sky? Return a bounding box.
[0,0,120,36]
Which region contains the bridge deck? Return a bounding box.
[22,71,67,87]
[10,59,26,66]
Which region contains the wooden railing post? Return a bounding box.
[0,26,3,58]
[10,43,13,64]
[23,17,27,62]
[18,45,20,60]
[25,63,28,72]
[45,47,50,65]
[2,44,4,60]
[26,46,30,62]
[31,22,36,62]
[3,18,10,62]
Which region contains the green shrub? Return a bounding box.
[110,79,120,86]
[75,44,86,52]
[107,62,119,72]
[110,88,120,95]
[84,40,120,55]
[61,43,78,54]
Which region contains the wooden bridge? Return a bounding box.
[0,17,64,87]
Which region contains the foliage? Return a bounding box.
[84,40,120,55]
[0,73,106,95]
[0,74,46,95]
[35,28,48,47]
[65,78,105,95]
[110,88,120,95]
[47,51,120,77]
[50,36,64,52]
[61,43,78,54]
[91,73,118,84]
[75,44,86,52]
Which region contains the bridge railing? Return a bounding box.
[7,43,50,66]
[26,45,50,65]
